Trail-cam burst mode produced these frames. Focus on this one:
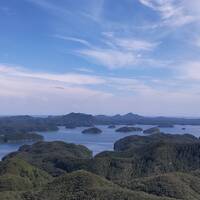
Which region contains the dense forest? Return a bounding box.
[1,132,200,199]
[1,113,200,199]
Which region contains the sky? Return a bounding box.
[1,0,200,116]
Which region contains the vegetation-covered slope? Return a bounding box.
[118,171,200,200]
[3,141,92,176]
[0,157,52,192]
[23,170,174,200]
[1,133,200,200]
[91,133,200,181]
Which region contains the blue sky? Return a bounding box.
[1,0,200,116]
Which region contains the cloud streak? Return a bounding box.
[25,0,71,17]
[54,35,92,47]
[139,0,196,27]
[1,64,200,116]
[77,32,160,69]
[78,49,139,69]
[0,65,105,85]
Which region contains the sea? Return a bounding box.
[0,124,200,159]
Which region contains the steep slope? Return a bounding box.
[91,134,200,181]
[2,134,200,200]
[118,170,200,200]
[23,170,174,200]
[114,133,199,151]
[0,157,52,192]
[3,141,92,176]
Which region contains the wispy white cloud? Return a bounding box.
[1,64,200,116]
[138,0,200,49]
[77,32,160,69]
[54,35,92,47]
[139,0,196,27]
[114,38,157,51]
[80,0,105,23]
[0,64,174,99]
[75,67,94,73]
[0,65,105,85]
[25,0,71,16]
[78,49,140,69]
[0,64,113,114]
[0,64,155,91]
[178,61,200,81]
[26,0,105,25]
[103,32,158,51]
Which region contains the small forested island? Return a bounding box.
[143,127,161,135]
[108,125,116,129]
[50,112,95,128]
[0,132,43,143]
[82,127,102,134]
[0,115,59,133]
[115,126,143,132]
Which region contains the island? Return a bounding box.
[157,124,174,128]
[0,132,44,143]
[82,127,102,134]
[108,125,116,129]
[143,127,160,135]
[115,126,143,133]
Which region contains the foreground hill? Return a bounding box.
[0,170,174,200]
[92,133,200,180]
[3,141,92,176]
[2,133,200,199]
[24,170,174,200]
[114,133,199,151]
[0,157,52,192]
[118,170,200,200]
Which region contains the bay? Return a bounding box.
[0,124,200,159]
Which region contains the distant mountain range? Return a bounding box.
[94,112,200,125]
[1,113,200,133]
[4,111,200,144]
[53,112,200,127]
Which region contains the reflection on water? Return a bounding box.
[0,124,200,159]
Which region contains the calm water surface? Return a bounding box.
[0,125,200,159]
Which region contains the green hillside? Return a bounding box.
[1,133,200,199]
